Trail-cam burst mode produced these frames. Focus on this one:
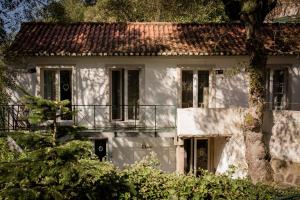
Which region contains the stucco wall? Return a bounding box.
[12,55,300,109]
[9,70,37,103]
[177,107,300,183]
[10,55,300,178]
[109,137,176,172]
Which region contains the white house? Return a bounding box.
[6,22,300,185]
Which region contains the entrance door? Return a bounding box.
[184,138,211,175]
[194,139,209,176]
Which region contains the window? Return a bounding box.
[181,70,209,108]
[182,71,193,108]
[127,70,140,119]
[267,68,288,110]
[44,70,56,100]
[41,68,72,119]
[198,71,209,107]
[111,69,140,121]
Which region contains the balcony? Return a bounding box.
[177,108,245,137]
[0,105,177,132]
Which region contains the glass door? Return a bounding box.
[111,70,123,120]
[194,139,209,176]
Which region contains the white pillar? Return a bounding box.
[176,137,185,174]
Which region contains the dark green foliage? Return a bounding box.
[22,95,71,125]
[120,154,299,200]
[41,0,228,23]
[0,140,299,199]
[22,95,75,144]
[0,140,133,199]
[0,136,18,162]
[7,131,53,151]
[57,125,87,139]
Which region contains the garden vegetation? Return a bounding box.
[0,131,299,200]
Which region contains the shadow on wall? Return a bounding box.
[145,67,177,127]
[110,137,176,172]
[216,72,248,108]
[289,66,300,111]
[9,70,36,103]
[263,110,300,186]
[76,66,109,127]
[263,111,300,163]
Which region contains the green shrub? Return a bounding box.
[119,153,299,200]
[0,136,18,162]
[8,131,53,151]
[0,140,133,200]
[0,139,299,200]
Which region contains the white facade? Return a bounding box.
[10,55,300,182]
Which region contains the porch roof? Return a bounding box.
[7,22,300,57]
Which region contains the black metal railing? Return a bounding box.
[0,105,177,132]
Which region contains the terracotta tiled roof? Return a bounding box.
[7,22,300,56]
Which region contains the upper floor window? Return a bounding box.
[41,68,72,119]
[181,70,209,108]
[111,68,140,121]
[266,68,288,110]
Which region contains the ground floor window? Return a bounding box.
[111,68,140,121]
[182,70,209,108]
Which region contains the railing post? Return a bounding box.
[154,105,157,133]
[73,105,76,125]
[93,105,96,129]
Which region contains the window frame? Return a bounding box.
[107,65,144,122]
[266,65,290,110]
[178,65,213,108]
[36,65,75,121]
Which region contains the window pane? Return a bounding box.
[182,70,193,108]
[112,70,122,120]
[44,70,56,100]
[198,71,209,107]
[128,70,139,120]
[196,139,208,176]
[60,70,72,120]
[273,69,286,110]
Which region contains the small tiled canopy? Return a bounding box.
[7,22,300,56]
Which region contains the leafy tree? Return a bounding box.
[221,0,277,183]
[0,17,5,43]
[22,95,73,145]
[41,0,228,23]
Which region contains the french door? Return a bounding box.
[111,69,140,121]
[184,138,211,175]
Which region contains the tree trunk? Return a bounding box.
[244,24,273,183]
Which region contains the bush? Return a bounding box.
[0,137,18,162]
[120,153,299,200]
[0,138,299,200]
[8,131,53,151]
[0,140,133,200]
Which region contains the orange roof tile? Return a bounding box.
[7,22,300,56]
